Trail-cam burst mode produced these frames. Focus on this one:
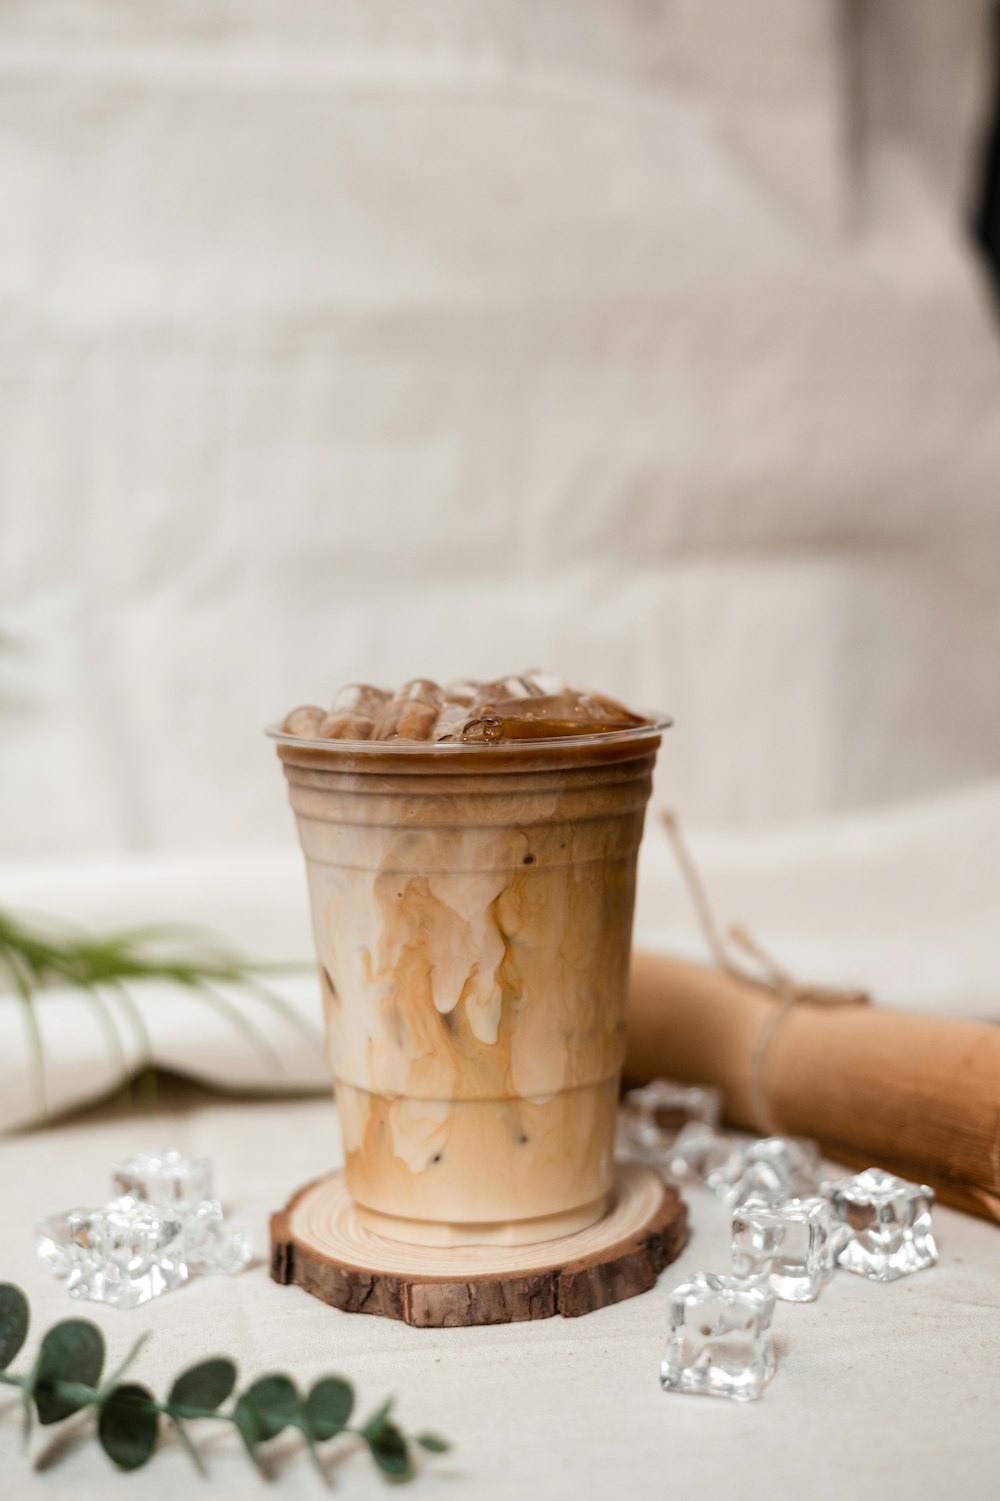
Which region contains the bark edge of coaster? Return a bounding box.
[269,1160,688,1328]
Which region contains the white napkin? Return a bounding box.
[0,970,328,1137]
[0,848,326,1134]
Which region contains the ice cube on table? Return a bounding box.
[732,1195,834,1302]
[661,1272,776,1401]
[624,1080,722,1138]
[698,1137,758,1195]
[39,1149,251,1307]
[662,1123,739,1187]
[43,1196,189,1310]
[182,1199,253,1275]
[715,1136,821,1206]
[36,1208,92,1278]
[617,1080,722,1167]
[827,1168,938,1282]
[113,1148,213,1211]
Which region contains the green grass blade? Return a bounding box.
[185,982,284,1077]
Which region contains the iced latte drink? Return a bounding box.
[271,674,667,1247]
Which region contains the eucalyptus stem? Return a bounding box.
[0,1282,449,1481]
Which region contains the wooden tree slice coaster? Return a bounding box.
[270,1161,688,1328]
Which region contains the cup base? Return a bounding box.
[354,1191,611,1248]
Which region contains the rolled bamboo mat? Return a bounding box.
[625,951,1000,1224]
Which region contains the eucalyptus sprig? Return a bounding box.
[0,1282,449,1482]
[0,909,320,1115]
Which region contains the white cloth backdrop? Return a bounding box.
[2,0,1000,851]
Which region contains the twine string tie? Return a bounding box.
[661,811,870,1133]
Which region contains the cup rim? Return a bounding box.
[265,709,672,755]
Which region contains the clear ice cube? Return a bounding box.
[714,1136,821,1206]
[698,1137,755,1195]
[625,1079,722,1134]
[617,1080,722,1168]
[827,1168,938,1282]
[46,1196,189,1310]
[732,1195,834,1301]
[661,1272,776,1401]
[39,1150,251,1306]
[113,1148,213,1211]
[182,1199,253,1275]
[36,1208,93,1278]
[662,1123,739,1188]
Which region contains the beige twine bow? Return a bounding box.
[661,811,870,1134]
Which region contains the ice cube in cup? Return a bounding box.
[320,683,391,741]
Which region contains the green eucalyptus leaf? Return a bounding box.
[232,1392,262,1460]
[34,1320,105,1424]
[0,1283,29,1370]
[361,1394,394,1440]
[243,1374,299,1441]
[366,1420,412,1481]
[97,1383,159,1471]
[303,1376,353,1441]
[168,1358,237,1415]
[415,1432,450,1454]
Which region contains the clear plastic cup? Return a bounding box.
[270,717,669,1246]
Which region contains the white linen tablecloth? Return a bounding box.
[1,784,998,1496]
[1,1081,997,1501]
